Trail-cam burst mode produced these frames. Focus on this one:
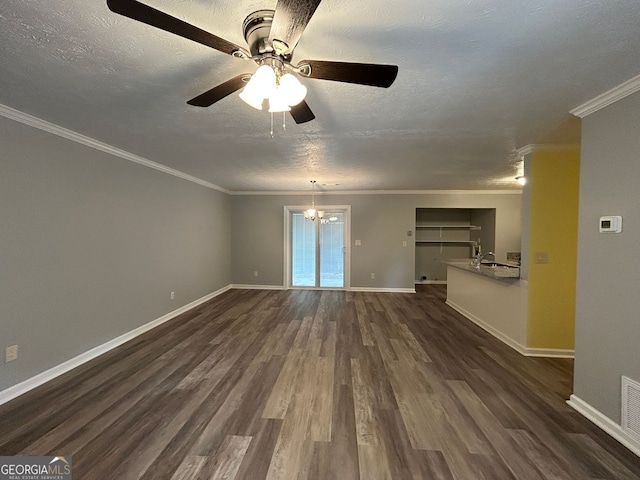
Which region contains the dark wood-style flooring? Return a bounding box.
[1,286,639,479]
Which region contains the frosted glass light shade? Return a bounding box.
[251,65,276,95]
[268,86,292,112]
[279,73,307,106]
[239,65,277,110]
[239,85,264,110]
[303,208,324,220]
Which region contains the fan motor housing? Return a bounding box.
[243,10,275,57]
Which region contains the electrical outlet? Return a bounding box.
[254,270,259,277]
[355,240,362,246]
[6,345,18,363]
[402,241,407,247]
[170,291,175,300]
[370,273,375,279]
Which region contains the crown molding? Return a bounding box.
[0,103,523,197]
[570,74,640,118]
[516,144,581,156]
[231,189,522,196]
[0,104,230,194]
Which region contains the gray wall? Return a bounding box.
[231,193,521,289]
[471,208,497,257]
[0,117,231,391]
[573,91,640,422]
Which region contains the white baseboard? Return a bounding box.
[230,284,285,290]
[231,285,419,294]
[415,280,447,285]
[349,287,416,294]
[446,299,527,355]
[523,347,574,358]
[230,285,417,294]
[445,300,574,358]
[568,394,640,457]
[0,285,232,406]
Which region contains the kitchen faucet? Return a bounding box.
[473,251,494,266]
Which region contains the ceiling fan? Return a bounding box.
[106,0,399,124]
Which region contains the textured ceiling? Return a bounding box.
[1,0,639,192]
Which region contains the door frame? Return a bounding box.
[283,205,351,290]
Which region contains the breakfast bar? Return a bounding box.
[445,260,528,354]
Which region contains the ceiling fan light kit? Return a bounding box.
[106,0,398,124]
[238,63,308,113]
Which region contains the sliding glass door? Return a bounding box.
[288,208,349,288]
[291,212,317,287]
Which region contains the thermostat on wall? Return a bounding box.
[599,216,622,233]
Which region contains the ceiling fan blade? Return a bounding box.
[268,0,322,55]
[187,74,250,107]
[298,60,398,88]
[107,0,247,57]
[289,100,316,124]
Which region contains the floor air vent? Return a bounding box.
[621,376,640,442]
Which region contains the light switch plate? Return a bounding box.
[535,252,549,264]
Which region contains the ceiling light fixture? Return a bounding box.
[239,64,307,113]
[304,180,324,221]
[515,175,526,185]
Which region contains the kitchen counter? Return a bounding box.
[445,260,520,280]
[445,262,527,355]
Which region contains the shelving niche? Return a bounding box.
[415,225,481,246]
[415,208,495,283]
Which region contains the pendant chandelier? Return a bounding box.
[304,180,324,221]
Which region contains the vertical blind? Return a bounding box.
[291,212,344,288]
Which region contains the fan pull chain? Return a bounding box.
[268,112,288,137]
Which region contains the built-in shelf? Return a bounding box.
[415,208,495,284]
[416,241,478,245]
[416,225,481,230]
